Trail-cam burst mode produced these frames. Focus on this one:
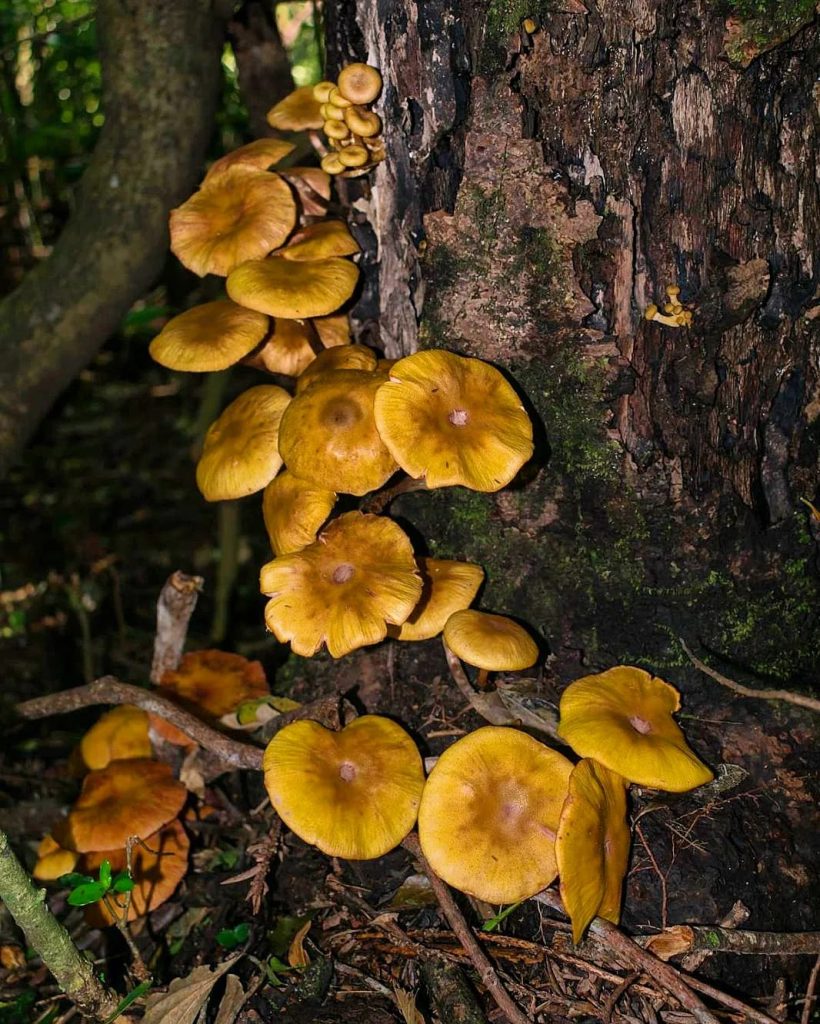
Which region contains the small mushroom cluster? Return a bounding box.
[262,665,713,944]
[34,650,270,924]
[645,284,693,328]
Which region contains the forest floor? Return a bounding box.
[0,330,818,1024]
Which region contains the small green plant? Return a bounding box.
[60,860,134,909]
[216,921,250,950]
[482,900,522,932]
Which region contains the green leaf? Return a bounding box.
[112,873,135,894]
[481,900,522,932]
[59,872,94,888]
[98,859,112,889]
[67,881,108,906]
[216,923,250,950]
[102,979,152,1024]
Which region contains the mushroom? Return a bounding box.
[196,384,291,501]
[373,350,534,491]
[320,153,347,176]
[263,715,425,859]
[311,81,336,104]
[244,318,320,378]
[555,758,630,943]
[417,726,573,903]
[76,705,152,772]
[53,759,186,853]
[259,511,422,658]
[170,166,297,278]
[295,344,377,394]
[443,609,538,688]
[266,85,324,131]
[277,220,360,261]
[149,300,270,373]
[338,146,370,169]
[82,818,190,924]
[226,256,359,319]
[313,312,352,349]
[389,559,485,642]
[343,107,382,138]
[336,63,383,105]
[203,138,295,182]
[557,666,714,792]
[32,835,79,882]
[278,369,398,496]
[278,166,331,217]
[262,470,337,555]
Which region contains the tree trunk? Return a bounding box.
[0,0,226,476]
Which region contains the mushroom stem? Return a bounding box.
[442,642,477,704]
[475,668,490,690]
[307,128,328,157]
[361,473,427,514]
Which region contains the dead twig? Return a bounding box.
[680,639,820,713]
[150,571,203,684]
[800,955,820,1024]
[403,834,531,1024]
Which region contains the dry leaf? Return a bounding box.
[642,925,694,961]
[394,986,426,1024]
[213,974,246,1024]
[180,748,207,799]
[288,919,312,967]
[0,945,26,969]
[142,955,240,1024]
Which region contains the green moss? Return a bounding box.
[481,0,554,72]
[418,243,473,348]
[725,0,814,35]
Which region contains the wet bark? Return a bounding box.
[0,0,226,476]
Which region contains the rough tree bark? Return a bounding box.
[0,0,226,476]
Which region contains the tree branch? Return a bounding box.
[0,0,226,475]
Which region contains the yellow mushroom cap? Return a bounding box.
[389,559,485,641]
[312,80,336,103]
[32,835,80,882]
[295,344,377,393]
[266,85,324,131]
[262,470,337,555]
[196,384,291,501]
[374,350,534,491]
[263,716,425,859]
[328,86,353,109]
[77,705,152,773]
[260,511,422,658]
[324,118,351,140]
[313,312,351,348]
[339,145,370,169]
[320,152,346,175]
[82,818,190,924]
[149,300,269,373]
[344,106,382,138]
[557,666,714,792]
[227,256,359,319]
[443,610,538,670]
[337,63,383,105]
[203,138,295,183]
[418,727,573,903]
[279,369,397,495]
[279,220,360,261]
[245,318,319,378]
[555,759,630,943]
[54,760,186,853]
[170,167,297,278]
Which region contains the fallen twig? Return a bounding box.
[403,834,531,1024]
[680,639,820,713]
[801,954,820,1024]
[150,571,203,684]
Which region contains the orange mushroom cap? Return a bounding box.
[226,256,359,319]
[203,138,295,182]
[374,350,534,491]
[278,220,360,261]
[263,716,425,859]
[389,558,484,642]
[159,649,269,720]
[196,384,291,501]
[443,610,538,671]
[260,511,422,658]
[82,818,190,924]
[266,85,325,131]
[555,758,630,943]
[244,318,320,378]
[262,470,337,555]
[54,760,186,853]
[77,705,152,773]
[418,727,573,904]
[170,167,297,278]
[278,369,398,496]
[149,300,269,373]
[32,834,80,881]
[557,666,714,792]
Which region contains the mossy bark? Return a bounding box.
[0,0,226,476]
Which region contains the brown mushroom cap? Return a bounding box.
[418,726,573,903]
[263,716,425,859]
[149,300,270,373]
[278,369,397,496]
[196,384,291,501]
[262,470,337,555]
[337,63,383,105]
[260,511,422,658]
[555,758,630,943]
[203,138,295,182]
[266,85,324,131]
[443,610,538,671]
[170,167,297,278]
[227,256,359,319]
[54,760,186,853]
[389,559,485,641]
[82,818,190,924]
[557,666,713,792]
[374,350,534,491]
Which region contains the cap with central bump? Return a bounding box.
[263,715,425,859]
[150,300,269,373]
[260,511,422,658]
